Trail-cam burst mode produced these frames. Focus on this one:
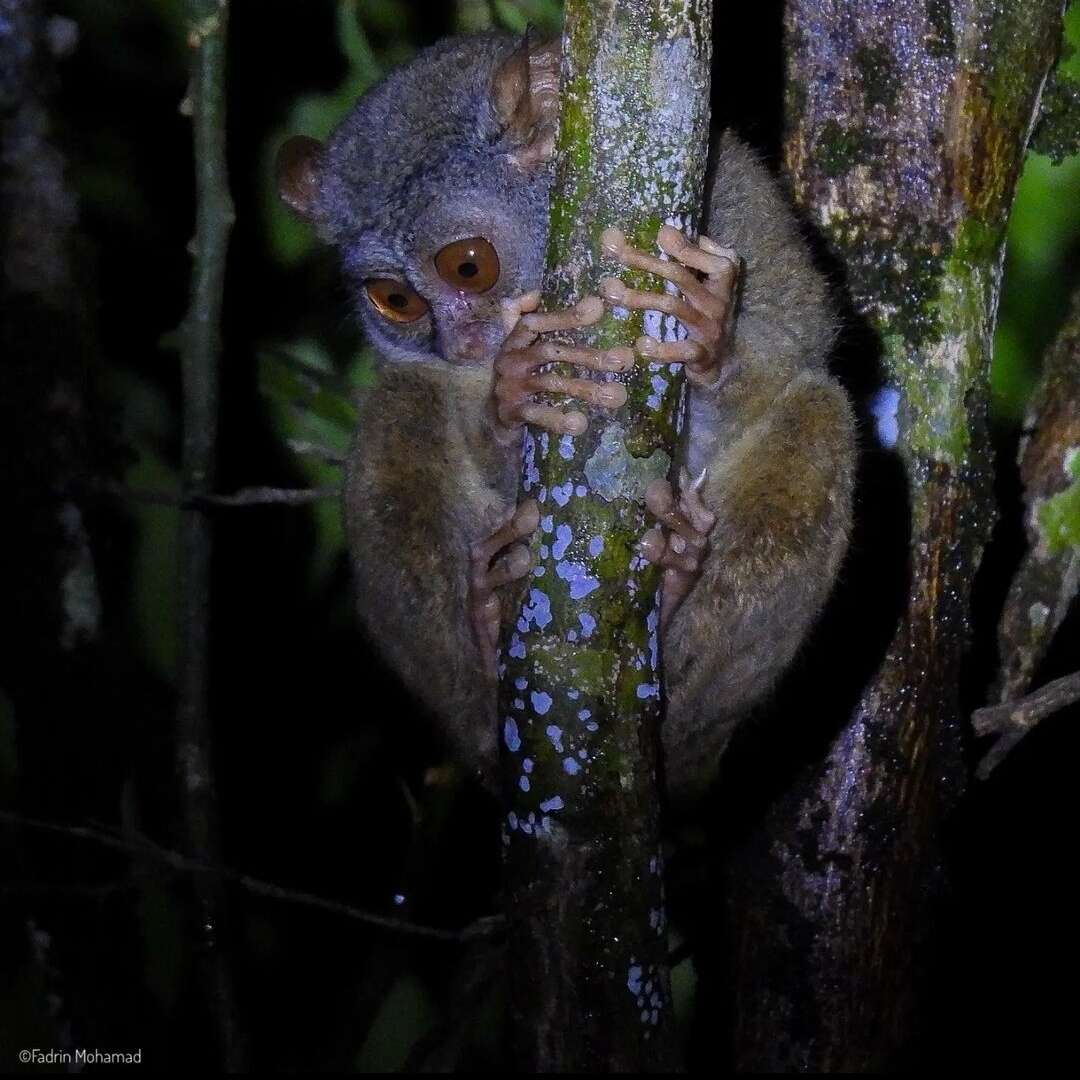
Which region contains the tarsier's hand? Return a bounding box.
[640,469,717,630]
[600,225,740,387]
[491,291,635,441]
[487,226,738,640]
[469,499,540,678]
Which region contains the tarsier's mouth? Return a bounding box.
[441,319,505,367]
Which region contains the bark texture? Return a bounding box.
[727,1,1066,1071]
[994,285,1080,703]
[496,0,711,1070]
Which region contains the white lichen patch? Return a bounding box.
[556,560,601,600]
[504,717,521,752]
[522,429,540,491]
[531,690,553,715]
[553,523,573,560]
[583,423,671,503]
[870,384,901,448]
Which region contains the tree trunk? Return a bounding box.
[728,0,1066,1071]
[496,0,712,1070]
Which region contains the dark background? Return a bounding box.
[1,0,1077,1070]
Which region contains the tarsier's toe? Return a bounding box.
[640,473,714,578]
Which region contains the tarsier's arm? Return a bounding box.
[343,364,515,785]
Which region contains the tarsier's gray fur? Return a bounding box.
[291,32,856,804]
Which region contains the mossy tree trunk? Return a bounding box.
[496,0,711,1071]
[726,0,1066,1070]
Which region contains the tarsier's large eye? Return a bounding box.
[434,237,500,293]
[364,278,430,323]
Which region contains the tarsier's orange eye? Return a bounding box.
[434,237,500,293]
[364,278,429,323]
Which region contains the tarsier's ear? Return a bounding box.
[276,135,325,220]
[492,31,561,167]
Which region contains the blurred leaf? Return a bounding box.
[265,1,395,265]
[355,973,437,1072]
[258,341,377,584]
[135,875,187,1013]
[492,0,563,33]
[258,341,359,436]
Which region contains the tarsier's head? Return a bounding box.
[277,32,559,367]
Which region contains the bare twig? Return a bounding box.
[973,670,1080,779]
[285,438,347,467]
[0,810,502,944]
[97,480,341,509]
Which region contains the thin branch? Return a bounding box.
[195,484,341,507]
[97,480,341,509]
[285,438,347,467]
[0,810,502,944]
[178,0,242,1067]
[973,670,1080,779]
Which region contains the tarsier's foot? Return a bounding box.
[599,225,740,388]
[492,292,634,441]
[469,499,541,677]
[640,469,717,629]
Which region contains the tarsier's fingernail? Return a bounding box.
[599,226,625,257]
[598,384,628,408]
[605,347,635,371]
[599,277,626,302]
[575,296,604,322]
[565,411,588,435]
[700,235,738,262]
[692,467,708,491]
[671,534,687,555]
[635,335,659,357]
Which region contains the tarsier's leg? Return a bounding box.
[640,469,717,630]
[469,499,540,678]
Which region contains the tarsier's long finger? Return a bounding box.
[520,295,604,335]
[470,592,501,678]
[639,528,701,575]
[533,341,635,373]
[527,372,627,410]
[645,478,708,548]
[497,342,633,379]
[660,567,695,629]
[600,227,715,312]
[486,544,533,590]
[498,400,588,437]
[599,277,716,341]
[677,467,717,536]
[470,499,540,570]
[657,224,739,290]
[500,290,542,337]
[635,338,709,367]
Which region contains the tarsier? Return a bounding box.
[278,32,856,803]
